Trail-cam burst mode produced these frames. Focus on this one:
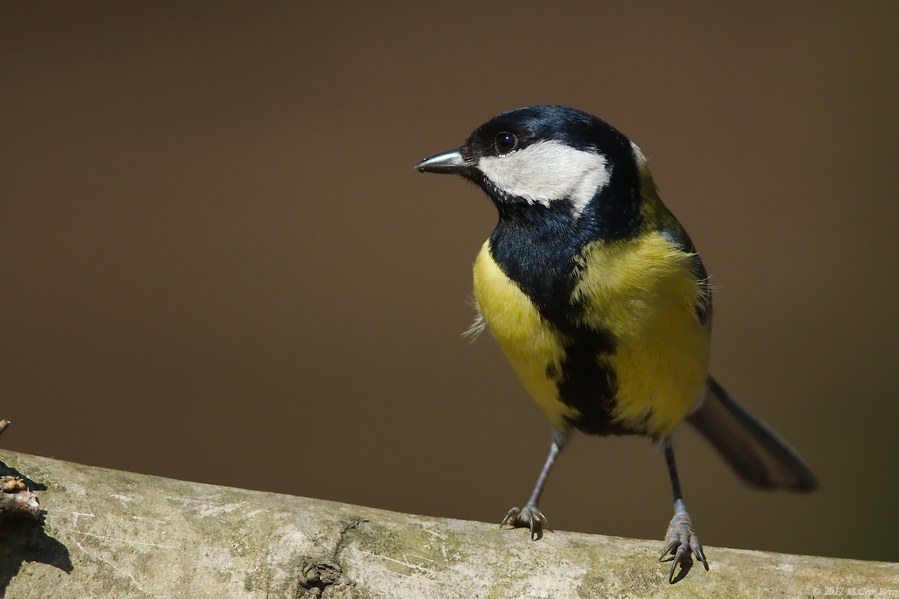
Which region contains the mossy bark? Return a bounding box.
[0,449,895,598]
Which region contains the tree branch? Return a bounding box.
[0,449,894,598]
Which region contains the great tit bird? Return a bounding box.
[415,105,817,582]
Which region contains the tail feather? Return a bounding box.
[687,375,818,491]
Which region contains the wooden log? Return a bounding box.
[0,449,895,598]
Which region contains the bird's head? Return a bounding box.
[416,105,648,231]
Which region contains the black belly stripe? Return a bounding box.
[554,326,638,436]
[485,197,654,437]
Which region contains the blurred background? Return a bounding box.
[2,2,897,563]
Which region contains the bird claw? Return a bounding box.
[659,505,708,583]
[500,505,551,540]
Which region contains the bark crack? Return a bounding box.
[296,517,365,598]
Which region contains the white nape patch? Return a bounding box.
[630,141,647,166]
[477,140,612,216]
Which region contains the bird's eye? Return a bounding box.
[494,132,518,154]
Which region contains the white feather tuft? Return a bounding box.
[463,313,488,342]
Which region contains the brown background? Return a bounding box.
[3,2,897,563]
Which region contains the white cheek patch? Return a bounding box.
[477,140,612,216]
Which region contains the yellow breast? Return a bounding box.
[572,232,710,437]
[472,232,710,438]
[473,241,579,428]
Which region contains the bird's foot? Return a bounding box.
[659,500,708,583]
[500,504,551,540]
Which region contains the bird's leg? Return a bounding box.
[501,437,564,540]
[659,437,709,583]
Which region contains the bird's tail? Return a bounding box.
[686,375,818,491]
